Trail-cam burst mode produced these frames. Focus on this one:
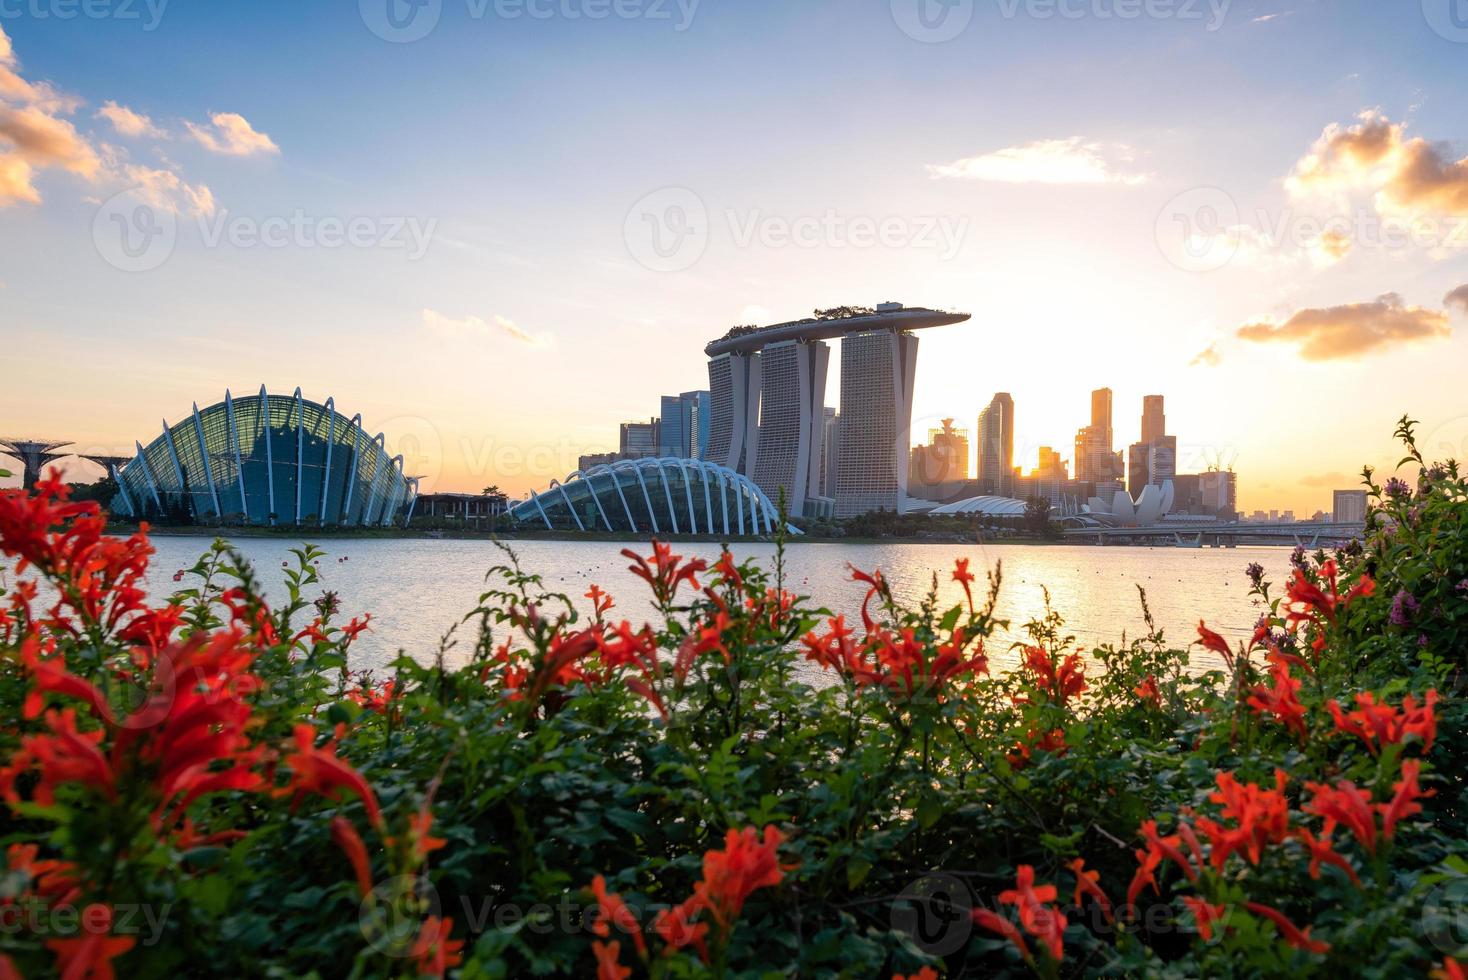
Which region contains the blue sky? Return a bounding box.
[2,0,1467,511]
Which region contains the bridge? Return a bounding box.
[1061,520,1366,548]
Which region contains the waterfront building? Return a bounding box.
[910,419,970,491]
[511,457,785,535]
[413,492,508,524]
[704,303,970,518]
[619,419,659,458]
[1200,469,1238,519]
[1333,488,1368,523]
[819,407,838,498]
[658,390,711,459]
[976,393,1014,495]
[112,387,415,527]
[1075,387,1123,484]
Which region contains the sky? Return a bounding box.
[1,0,1467,514]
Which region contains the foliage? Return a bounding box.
[0,421,1463,978]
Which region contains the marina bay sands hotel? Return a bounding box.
[703,302,971,519]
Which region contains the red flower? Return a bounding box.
[44,904,136,980]
[1380,759,1433,841]
[998,865,1066,963]
[591,940,631,980]
[1285,559,1374,628]
[1242,901,1329,954]
[409,916,464,976]
[1196,770,1290,869]
[1067,858,1113,923]
[590,876,647,958]
[1182,897,1228,941]
[1304,779,1378,855]
[1327,689,1438,755]
[1007,726,1068,770]
[585,584,615,619]
[1196,621,1234,668]
[330,815,374,898]
[1247,657,1308,740]
[1432,959,1467,980]
[0,708,116,806]
[1293,827,1360,886]
[894,970,939,980]
[652,895,709,963]
[1021,646,1086,705]
[280,723,383,829]
[952,557,976,612]
[849,565,886,633]
[623,541,707,604]
[972,907,1031,960]
[713,551,744,591]
[696,825,788,931]
[1134,675,1161,708]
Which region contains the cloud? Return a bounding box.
[421,309,552,349]
[186,112,278,156]
[1252,11,1291,23]
[0,24,99,206]
[122,163,214,216]
[1190,342,1222,367]
[927,138,1150,185]
[1287,110,1468,218]
[1446,284,1468,314]
[1236,292,1451,361]
[95,100,166,139]
[1300,471,1350,487]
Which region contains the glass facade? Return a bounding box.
[114,387,413,527]
[511,458,787,536]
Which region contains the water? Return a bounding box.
[12,536,1290,677]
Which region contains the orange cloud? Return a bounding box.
[1288,110,1468,217]
[1237,292,1451,361]
[0,24,98,206]
[96,100,166,139]
[186,112,278,156]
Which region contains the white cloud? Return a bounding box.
[186,112,278,157]
[927,138,1150,185]
[96,100,166,139]
[421,309,553,349]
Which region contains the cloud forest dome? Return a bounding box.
[114,387,414,527]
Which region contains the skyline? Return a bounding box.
[3,3,1468,514]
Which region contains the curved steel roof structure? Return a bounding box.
[510,457,794,536]
[114,387,415,527]
[704,305,971,357]
[927,495,1030,517]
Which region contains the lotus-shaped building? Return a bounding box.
[1085,481,1175,527]
[113,387,415,527]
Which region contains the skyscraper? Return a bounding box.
[1127,395,1175,496]
[1075,387,1121,485]
[977,393,1014,494]
[835,328,921,517]
[705,351,761,473]
[619,419,659,458]
[1141,395,1166,444]
[819,407,838,498]
[910,418,969,489]
[750,340,829,516]
[658,390,712,459]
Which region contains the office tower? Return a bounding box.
[1033,446,1067,481]
[705,351,761,473]
[750,339,830,516]
[819,407,838,498]
[1075,387,1121,484]
[1141,394,1166,443]
[1333,489,1368,523]
[619,418,659,458]
[658,390,712,459]
[910,419,970,489]
[976,393,1014,494]
[1200,469,1238,518]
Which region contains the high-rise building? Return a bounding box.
[619,418,659,458]
[977,393,1014,495]
[1200,469,1238,519]
[1032,446,1067,481]
[750,340,830,516]
[819,407,838,498]
[835,328,921,516]
[1141,394,1166,444]
[910,418,969,489]
[1075,387,1122,485]
[1333,489,1368,523]
[658,390,712,460]
[704,304,970,518]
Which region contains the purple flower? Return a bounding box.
[1290,546,1308,572]
[1385,477,1411,498]
[1246,562,1265,589]
[1389,589,1419,626]
[1456,578,1468,594]
[1418,634,1430,648]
